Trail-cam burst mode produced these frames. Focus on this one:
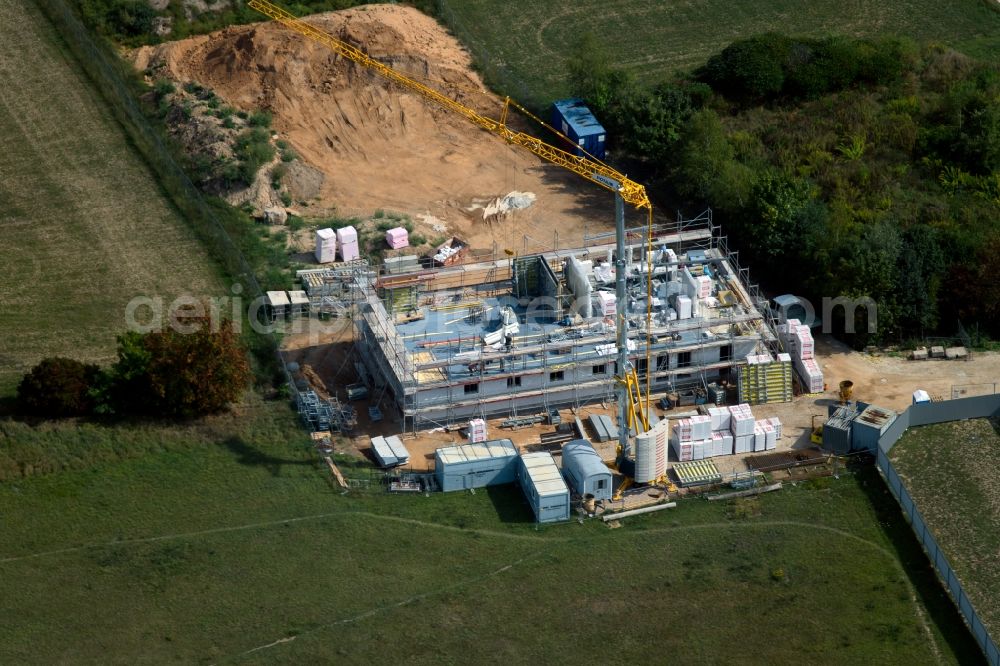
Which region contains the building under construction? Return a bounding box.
[298,212,781,432]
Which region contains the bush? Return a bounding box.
[248,109,273,128]
[111,318,251,418]
[17,357,101,417]
[153,78,175,98]
[702,33,791,100]
[234,127,276,184]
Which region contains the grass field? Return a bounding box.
[890,417,1000,642]
[437,0,1000,107]
[0,0,224,396]
[0,414,983,664]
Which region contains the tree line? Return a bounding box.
[568,33,999,347]
[17,315,250,419]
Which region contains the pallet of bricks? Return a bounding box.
[738,351,793,404]
[778,318,823,393]
[671,404,782,461]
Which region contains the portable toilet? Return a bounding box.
[561,439,612,502]
[551,98,607,160]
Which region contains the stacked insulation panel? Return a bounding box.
[671,404,782,460]
[468,418,488,443]
[336,226,360,262]
[315,228,337,264]
[730,403,755,453]
[385,227,409,249]
[596,291,617,316]
[765,416,783,440]
[779,319,824,394]
[738,352,793,404]
[755,419,777,450]
[671,414,720,461]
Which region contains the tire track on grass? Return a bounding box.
[221,549,546,663]
[0,509,553,564]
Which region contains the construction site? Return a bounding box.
[297,211,784,432]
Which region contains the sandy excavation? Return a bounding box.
[132,4,626,252]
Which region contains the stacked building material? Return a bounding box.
[765,416,783,439]
[797,358,824,393]
[370,436,398,467]
[384,435,410,465]
[756,419,777,450]
[337,226,360,262]
[385,226,409,249]
[468,418,487,443]
[753,423,767,452]
[710,430,734,457]
[738,352,793,404]
[596,290,616,316]
[779,318,825,394]
[730,403,756,454]
[708,406,731,432]
[676,294,692,319]
[315,227,336,263]
[682,267,712,300]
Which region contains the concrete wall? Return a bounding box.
[875,393,1000,665]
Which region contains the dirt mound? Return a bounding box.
[132,5,615,251]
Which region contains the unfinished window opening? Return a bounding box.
[549,371,565,382]
[678,351,692,368]
[506,376,522,388]
[464,383,479,394]
[592,364,607,375]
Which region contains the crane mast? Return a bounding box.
[247,0,652,462]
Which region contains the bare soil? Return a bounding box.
[131,5,629,254]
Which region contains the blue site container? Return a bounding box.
[434,439,518,492]
[552,98,607,160]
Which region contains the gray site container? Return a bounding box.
[434,439,518,492]
[851,405,898,452]
[823,405,858,455]
[517,452,570,523]
[561,439,613,501]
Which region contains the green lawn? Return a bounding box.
[890,417,1000,643]
[436,0,1000,108]
[0,411,982,663]
[0,0,224,396]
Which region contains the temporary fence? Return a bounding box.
[875,394,1000,666]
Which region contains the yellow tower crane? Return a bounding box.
[248,0,654,456]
